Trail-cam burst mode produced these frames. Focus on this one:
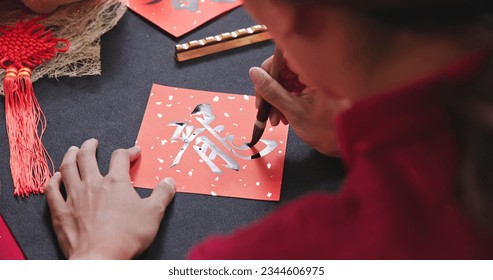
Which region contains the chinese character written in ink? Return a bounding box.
[168,104,278,174]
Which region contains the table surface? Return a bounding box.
[0,6,345,259]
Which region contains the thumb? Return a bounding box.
[148,177,176,211]
[127,146,142,163]
[250,67,296,114]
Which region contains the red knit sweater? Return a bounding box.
[188,52,493,259]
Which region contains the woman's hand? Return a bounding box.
[250,57,350,157]
[44,138,176,259]
[20,0,80,14]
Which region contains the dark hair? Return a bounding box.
[282,0,493,30]
[373,4,493,229]
[367,2,493,32]
[282,0,493,230]
[447,59,493,230]
[364,1,493,231]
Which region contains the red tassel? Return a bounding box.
[4,67,53,197]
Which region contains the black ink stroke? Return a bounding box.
[145,0,161,5]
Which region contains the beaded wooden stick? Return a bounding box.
[175,25,272,62]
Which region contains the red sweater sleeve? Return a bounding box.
[187,193,363,260]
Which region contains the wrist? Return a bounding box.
[69,251,114,260]
[68,241,137,260]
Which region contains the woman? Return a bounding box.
[45,0,493,259]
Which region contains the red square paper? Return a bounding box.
[128,0,243,37]
[130,84,288,201]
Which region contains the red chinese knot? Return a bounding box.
[0,16,69,70]
[0,17,69,197]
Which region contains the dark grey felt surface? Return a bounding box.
[0,7,345,259]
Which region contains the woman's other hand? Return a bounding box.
[45,138,176,259]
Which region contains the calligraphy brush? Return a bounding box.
[247,46,284,147]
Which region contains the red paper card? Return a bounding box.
[127,0,243,37]
[0,215,25,260]
[130,84,288,201]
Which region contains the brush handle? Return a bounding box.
[249,46,284,147]
[255,47,284,122]
[256,101,272,122]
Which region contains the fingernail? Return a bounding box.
[163,177,176,191]
[129,145,141,152]
[68,146,78,150]
[249,67,265,85]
